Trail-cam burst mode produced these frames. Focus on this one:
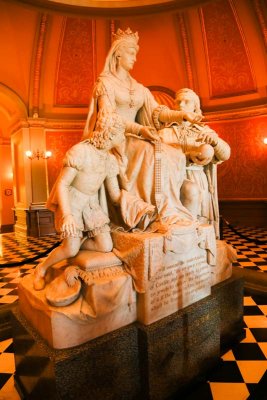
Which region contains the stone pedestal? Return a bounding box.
[18,271,137,349]
[137,294,220,400]
[212,270,245,351]
[12,309,140,400]
[12,274,244,400]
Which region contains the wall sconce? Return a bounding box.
[263,138,267,145]
[25,150,52,160]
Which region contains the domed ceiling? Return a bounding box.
[0,0,266,204]
[6,0,215,16]
[0,0,266,133]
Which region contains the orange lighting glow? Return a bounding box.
[25,150,52,160]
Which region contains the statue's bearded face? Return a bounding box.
[175,93,196,113]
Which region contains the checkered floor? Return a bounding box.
[0,226,266,399]
[223,225,267,273]
[0,233,60,267]
[0,296,266,400]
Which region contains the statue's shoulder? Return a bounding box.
[94,74,115,96]
[63,142,87,170]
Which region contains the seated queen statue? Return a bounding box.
[16,27,235,354]
[83,28,203,229]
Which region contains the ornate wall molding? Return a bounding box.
[11,0,215,17]
[200,0,256,98]
[31,13,49,117]
[54,17,96,107]
[176,12,195,89]
[213,114,267,199]
[0,137,11,145]
[9,101,267,135]
[10,118,85,135]
[252,0,267,48]
[205,104,267,122]
[10,120,30,135]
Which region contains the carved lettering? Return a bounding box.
[143,254,211,319]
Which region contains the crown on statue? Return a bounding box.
[112,27,139,45]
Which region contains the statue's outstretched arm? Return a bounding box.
[160,109,202,124]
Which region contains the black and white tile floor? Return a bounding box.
[0,233,60,267]
[0,226,266,400]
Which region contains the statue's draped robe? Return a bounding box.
[84,73,194,229]
[159,122,230,238]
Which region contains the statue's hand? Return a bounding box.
[196,131,218,146]
[183,111,203,124]
[61,214,77,236]
[139,126,159,141]
[64,266,79,287]
[189,144,214,165]
[190,153,212,165]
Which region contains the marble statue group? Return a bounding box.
[18,28,234,349]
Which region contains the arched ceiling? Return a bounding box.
[5,0,214,17]
[0,0,266,139]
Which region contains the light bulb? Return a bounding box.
[45,151,52,158]
[25,150,33,158]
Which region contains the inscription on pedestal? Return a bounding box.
[137,249,211,324]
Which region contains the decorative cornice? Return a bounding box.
[204,104,267,122]
[0,137,11,145]
[43,120,85,130]
[219,198,267,202]
[10,119,30,135]
[10,118,85,135]
[252,0,267,48]
[31,13,49,117]
[9,103,267,135]
[7,0,215,18]
[176,12,194,89]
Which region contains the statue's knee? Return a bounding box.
[61,242,80,259]
[95,234,113,253]
[100,239,113,253]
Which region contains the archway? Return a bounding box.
[0,83,28,232]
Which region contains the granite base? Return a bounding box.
[11,274,244,400]
[212,269,245,351]
[137,294,220,400]
[12,308,140,400]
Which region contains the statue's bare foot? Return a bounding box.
[33,264,46,291]
[64,266,79,287]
